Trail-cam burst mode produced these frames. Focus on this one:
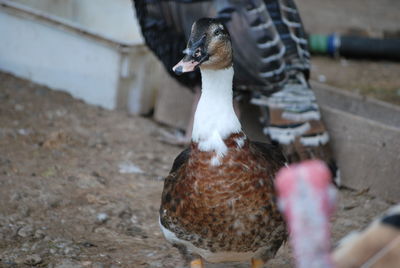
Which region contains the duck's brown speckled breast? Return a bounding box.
[160,133,287,256]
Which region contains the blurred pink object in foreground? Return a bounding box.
[276,160,337,268]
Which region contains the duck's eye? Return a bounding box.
[213,29,222,36]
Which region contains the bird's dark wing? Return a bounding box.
[251,74,340,185]
[161,147,190,214]
[133,0,309,88]
[250,1,338,184]
[264,0,310,77]
[133,0,290,91]
[225,0,287,92]
[251,141,287,172]
[169,147,191,174]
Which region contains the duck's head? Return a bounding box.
[173,18,232,75]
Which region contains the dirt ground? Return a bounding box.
[0,71,395,268]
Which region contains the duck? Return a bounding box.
[276,160,400,268]
[132,0,340,185]
[159,18,287,268]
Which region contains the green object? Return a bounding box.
[309,34,328,54]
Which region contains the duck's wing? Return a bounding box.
[160,147,190,222]
[250,141,287,172]
[161,147,191,211]
[169,147,191,174]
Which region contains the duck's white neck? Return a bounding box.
[192,67,241,156]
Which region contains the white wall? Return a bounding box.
[0,9,121,109]
[9,0,143,44]
[75,0,143,44]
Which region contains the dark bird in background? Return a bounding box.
[132,0,339,184]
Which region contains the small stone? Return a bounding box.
[18,205,31,217]
[117,206,132,219]
[42,131,68,149]
[87,134,107,148]
[81,261,92,266]
[31,242,39,251]
[76,173,103,189]
[126,226,147,238]
[15,104,24,111]
[80,241,97,248]
[92,171,107,185]
[24,254,42,265]
[63,247,75,255]
[118,162,143,174]
[340,58,349,67]
[343,205,356,211]
[21,242,30,251]
[11,191,25,201]
[18,225,34,238]
[54,239,70,249]
[34,229,46,239]
[41,194,61,208]
[96,213,109,223]
[1,259,17,266]
[318,74,327,83]
[17,129,29,135]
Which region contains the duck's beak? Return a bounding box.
[173,35,209,75]
[172,57,201,75]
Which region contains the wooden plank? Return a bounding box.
[312,81,400,128]
[321,106,400,201]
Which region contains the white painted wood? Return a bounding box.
[9,0,144,44]
[0,0,158,113]
[0,8,120,109]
